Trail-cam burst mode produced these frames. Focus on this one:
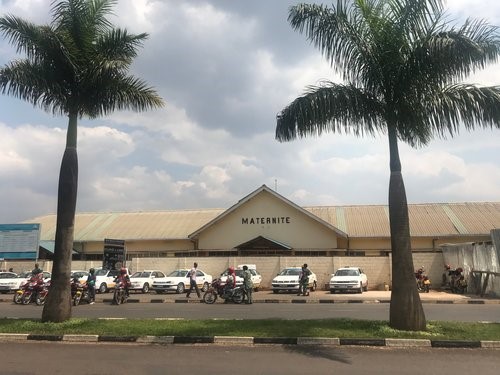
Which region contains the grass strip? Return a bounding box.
[0,318,499,341]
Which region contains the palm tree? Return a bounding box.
[276,0,500,331]
[0,0,164,322]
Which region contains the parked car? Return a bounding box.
[0,271,51,293]
[329,267,368,293]
[0,272,18,293]
[152,269,212,294]
[95,268,131,293]
[129,270,166,293]
[219,264,263,291]
[70,270,89,284]
[271,267,317,294]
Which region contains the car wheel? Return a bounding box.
[363,283,368,292]
[0,291,7,294]
[142,283,150,293]
[176,283,185,294]
[358,282,363,294]
[201,282,209,292]
[99,283,107,294]
[272,290,278,294]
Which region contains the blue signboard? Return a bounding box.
[0,224,40,260]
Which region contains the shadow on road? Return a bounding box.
[284,344,352,364]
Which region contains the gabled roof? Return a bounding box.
[188,185,348,239]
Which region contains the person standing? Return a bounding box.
[298,263,311,296]
[186,262,201,298]
[86,268,97,304]
[242,265,253,304]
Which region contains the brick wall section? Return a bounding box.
[6,254,443,291]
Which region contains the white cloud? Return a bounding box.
[0,0,499,223]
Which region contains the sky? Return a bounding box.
[0,0,499,224]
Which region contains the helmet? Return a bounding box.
[120,267,127,275]
[228,267,235,273]
[89,268,95,274]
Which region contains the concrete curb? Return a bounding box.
[92,298,498,304]
[0,333,498,348]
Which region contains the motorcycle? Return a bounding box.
[71,280,91,306]
[17,277,49,305]
[203,278,245,304]
[112,280,128,305]
[415,267,431,293]
[449,267,467,294]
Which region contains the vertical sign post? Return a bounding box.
[103,239,126,270]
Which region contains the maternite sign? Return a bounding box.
[103,238,126,270]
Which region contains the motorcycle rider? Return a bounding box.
[223,266,237,302]
[86,268,97,304]
[31,263,43,279]
[114,268,130,297]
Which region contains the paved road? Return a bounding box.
[2,300,500,322]
[1,341,499,375]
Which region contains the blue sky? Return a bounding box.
[0,0,499,223]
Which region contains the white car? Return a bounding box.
[129,270,166,293]
[95,268,131,293]
[329,267,368,293]
[70,270,89,284]
[271,267,317,294]
[152,269,212,294]
[219,265,263,291]
[0,271,51,293]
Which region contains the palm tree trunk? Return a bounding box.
[387,125,426,331]
[42,112,78,322]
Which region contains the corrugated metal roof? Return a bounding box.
[25,202,500,242]
[28,209,224,242]
[307,202,500,238]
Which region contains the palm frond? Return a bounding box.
[427,84,500,135]
[276,82,383,142]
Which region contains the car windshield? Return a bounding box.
[95,269,108,276]
[279,269,301,276]
[16,271,32,278]
[131,271,151,278]
[335,269,359,277]
[168,270,188,277]
[71,272,87,278]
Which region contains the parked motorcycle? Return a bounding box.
[442,265,467,293]
[415,267,431,293]
[203,278,245,304]
[449,267,467,294]
[17,277,49,305]
[112,280,128,305]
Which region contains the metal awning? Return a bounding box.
[235,236,292,250]
[39,241,78,255]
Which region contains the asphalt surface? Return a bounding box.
[1,342,500,375]
[2,288,497,304]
